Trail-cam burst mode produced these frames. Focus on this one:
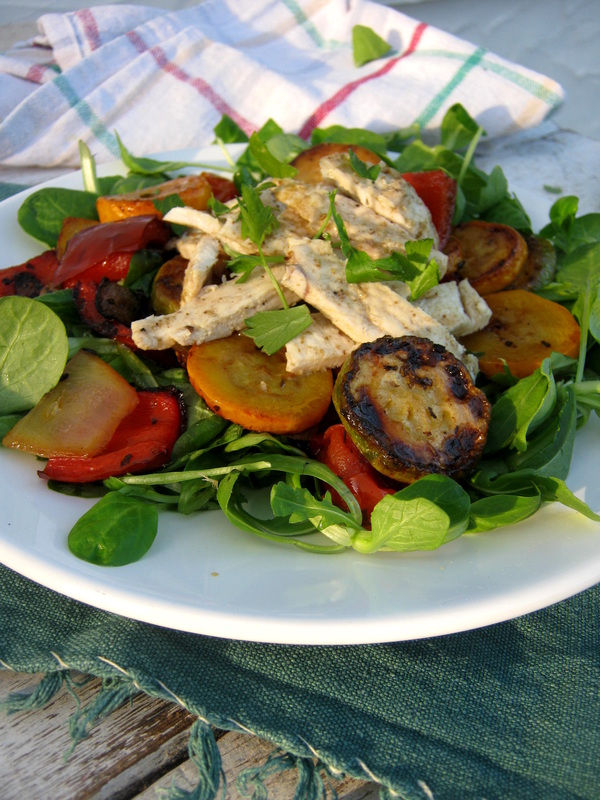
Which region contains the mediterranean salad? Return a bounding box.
[1,104,599,567]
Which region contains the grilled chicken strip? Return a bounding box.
[319,153,439,243]
[131,267,298,350]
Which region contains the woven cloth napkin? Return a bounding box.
[0,0,564,184]
[2,2,598,798]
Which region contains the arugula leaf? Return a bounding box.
[538,196,600,255]
[213,114,249,144]
[506,384,577,479]
[270,482,360,533]
[470,467,600,522]
[78,139,102,195]
[207,195,231,217]
[467,493,541,533]
[262,133,307,165]
[234,119,286,183]
[485,359,557,454]
[115,131,230,176]
[311,125,389,157]
[123,249,165,291]
[391,105,530,228]
[243,305,313,355]
[352,24,391,67]
[440,104,486,151]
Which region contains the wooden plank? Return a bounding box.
[0,670,195,799]
[0,670,379,799]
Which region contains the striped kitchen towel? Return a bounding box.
[0,0,564,176]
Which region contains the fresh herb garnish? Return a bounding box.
[328,191,440,299]
[348,148,381,181]
[229,182,314,353]
[243,305,313,355]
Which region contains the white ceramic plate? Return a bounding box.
[1,147,599,645]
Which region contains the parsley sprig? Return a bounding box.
[234,183,313,355]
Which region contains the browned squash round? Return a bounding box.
[187,333,333,434]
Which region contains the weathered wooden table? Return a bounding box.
[0,669,379,798]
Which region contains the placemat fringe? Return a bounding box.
[1,669,66,714]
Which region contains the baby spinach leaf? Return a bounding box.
[0,413,23,439]
[0,296,68,414]
[34,289,83,334]
[354,475,470,553]
[18,188,99,247]
[67,493,158,566]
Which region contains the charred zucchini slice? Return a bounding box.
[333,336,490,483]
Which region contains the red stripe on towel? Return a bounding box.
[127,30,255,135]
[25,63,54,84]
[75,9,102,52]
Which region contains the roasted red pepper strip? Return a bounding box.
[72,280,138,349]
[53,215,171,287]
[0,250,59,298]
[401,169,457,249]
[202,172,238,203]
[61,252,134,289]
[41,389,183,483]
[311,424,397,522]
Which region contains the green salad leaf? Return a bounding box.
[352,24,392,67]
[0,296,69,414]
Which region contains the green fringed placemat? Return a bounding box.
[1,564,598,800]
